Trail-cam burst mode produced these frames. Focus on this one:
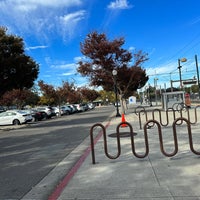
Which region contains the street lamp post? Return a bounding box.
[154,78,158,105]
[178,58,187,90]
[112,69,121,117]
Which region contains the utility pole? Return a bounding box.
[195,55,200,99]
[154,78,158,105]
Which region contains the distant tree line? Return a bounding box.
[0,27,150,109]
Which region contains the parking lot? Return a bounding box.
[0,103,96,129]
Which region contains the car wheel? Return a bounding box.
[43,113,48,119]
[65,111,70,115]
[13,119,20,125]
[32,116,35,122]
[56,112,60,117]
[33,116,38,122]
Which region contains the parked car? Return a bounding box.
[74,104,83,112]
[23,109,46,121]
[0,110,32,125]
[82,103,89,111]
[0,106,5,113]
[74,103,87,112]
[60,106,72,115]
[32,109,47,121]
[53,107,66,116]
[36,106,56,119]
[67,104,78,113]
[88,103,95,109]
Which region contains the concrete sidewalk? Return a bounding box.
[49,105,200,200]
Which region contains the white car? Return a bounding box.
[53,107,66,116]
[88,103,95,109]
[67,104,78,113]
[74,104,86,112]
[0,110,32,125]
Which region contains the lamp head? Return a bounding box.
[180,58,187,62]
[112,69,117,76]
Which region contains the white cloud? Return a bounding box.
[26,45,48,50]
[74,56,86,62]
[62,72,74,76]
[0,0,82,12]
[146,61,177,76]
[51,63,77,70]
[107,0,132,10]
[60,11,86,24]
[0,0,86,42]
[59,10,86,40]
[128,46,136,52]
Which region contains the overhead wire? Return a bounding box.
[146,31,200,87]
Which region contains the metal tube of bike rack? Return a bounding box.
[185,107,196,125]
[162,109,170,126]
[90,114,200,164]
[173,117,200,155]
[138,110,148,130]
[152,108,169,127]
[117,121,148,158]
[189,105,200,125]
[90,123,104,164]
[90,123,121,164]
[134,106,146,116]
[144,119,178,157]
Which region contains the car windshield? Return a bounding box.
[0,112,7,117]
[17,111,27,114]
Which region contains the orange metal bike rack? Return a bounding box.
[90,115,200,164]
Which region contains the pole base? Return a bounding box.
[116,113,121,117]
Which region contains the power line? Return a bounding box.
[147,32,200,74]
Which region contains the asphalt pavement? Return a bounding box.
[21,104,200,200]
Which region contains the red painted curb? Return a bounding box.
[48,121,111,200]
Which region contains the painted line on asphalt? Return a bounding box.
[48,121,111,200]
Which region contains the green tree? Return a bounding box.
[191,85,199,93]
[99,90,115,104]
[0,27,39,97]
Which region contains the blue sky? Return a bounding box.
[1,0,200,90]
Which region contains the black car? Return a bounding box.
[32,110,47,121]
[36,106,56,119]
[23,109,47,122]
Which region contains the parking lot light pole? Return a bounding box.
[178,58,187,90]
[112,69,121,117]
